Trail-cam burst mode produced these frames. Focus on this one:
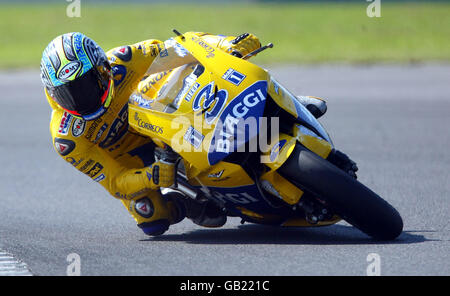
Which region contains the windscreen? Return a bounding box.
[129,38,204,113]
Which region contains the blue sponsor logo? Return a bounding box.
[99,104,128,148]
[192,82,228,124]
[93,173,106,182]
[58,112,73,135]
[130,93,153,109]
[196,184,289,217]
[222,68,246,86]
[184,126,204,149]
[112,65,127,86]
[208,80,267,165]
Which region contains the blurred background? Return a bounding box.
[0,0,449,68]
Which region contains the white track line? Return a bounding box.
[0,250,32,276]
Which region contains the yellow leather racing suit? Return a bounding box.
[45,32,261,235]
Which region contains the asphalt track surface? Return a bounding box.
[0,64,449,276]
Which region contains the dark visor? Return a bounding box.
[48,68,109,116]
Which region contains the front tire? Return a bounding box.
[279,144,403,240]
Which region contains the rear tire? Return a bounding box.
[279,144,403,240]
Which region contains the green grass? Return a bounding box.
[0,2,449,68]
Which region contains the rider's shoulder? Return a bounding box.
[106,45,133,65]
[50,109,92,157]
[106,39,163,65]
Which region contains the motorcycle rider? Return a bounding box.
[40,31,328,236]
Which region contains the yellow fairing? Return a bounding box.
[190,161,254,188]
[267,76,333,159]
[294,124,333,159]
[129,32,270,174]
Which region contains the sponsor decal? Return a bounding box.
[157,43,168,57]
[66,157,83,167]
[134,197,154,218]
[99,105,128,148]
[130,93,153,109]
[139,70,171,94]
[191,35,215,58]
[174,71,199,105]
[113,46,132,62]
[198,185,262,206]
[54,138,75,156]
[192,81,228,124]
[85,162,103,178]
[79,159,95,172]
[58,112,73,136]
[112,65,127,87]
[114,188,150,200]
[208,170,224,179]
[208,81,267,165]
[134,112,163,134]
[127,188,149,199]
[269,139,287,162]
[150,45,158,57]
[84,117,102,141]
[207,170,230,182]
[94,123,108,143]
[185,82,200,102]
[222,68,246,86]
[71,118,86,137]
[93,173,106,182]
[57,61,82,81]
[183,126,204,149]
[173,42,188,57]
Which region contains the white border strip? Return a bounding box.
[0,250,32,276]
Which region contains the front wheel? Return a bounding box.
[279,144,403,240]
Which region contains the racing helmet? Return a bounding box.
[40,32,113,121]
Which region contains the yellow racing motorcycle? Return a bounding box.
[128,31,403,240]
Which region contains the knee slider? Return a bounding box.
[138,219,170,236]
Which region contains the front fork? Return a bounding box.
[259,125,339,225]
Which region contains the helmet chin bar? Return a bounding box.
[81,79,114,121]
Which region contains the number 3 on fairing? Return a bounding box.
[192,82,228,124]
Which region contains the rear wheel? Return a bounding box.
[279,144,403,240]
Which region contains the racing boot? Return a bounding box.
[295,96,327,119]
[179,195,227,228]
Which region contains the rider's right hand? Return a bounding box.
[146,159,176,188]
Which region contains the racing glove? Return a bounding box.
[146,159,176,188]
[218,33,262,58]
